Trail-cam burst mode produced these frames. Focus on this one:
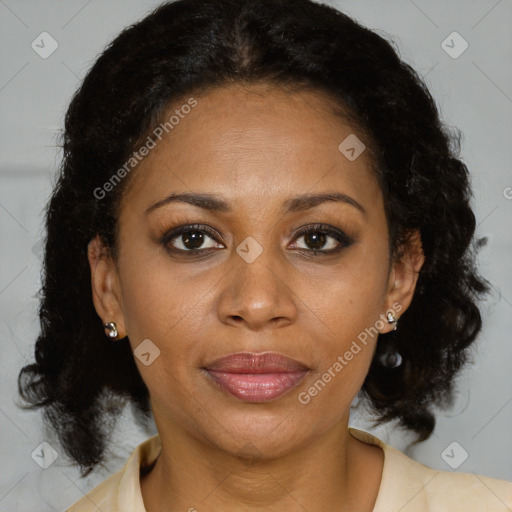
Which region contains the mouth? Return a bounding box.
[202,352,310,403]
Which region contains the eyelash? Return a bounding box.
[160,222,354,257]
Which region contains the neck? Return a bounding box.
[140,419,383,512]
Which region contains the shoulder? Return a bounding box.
[349,428,512,512]
[419,470,512,511]
[66,434,161,512]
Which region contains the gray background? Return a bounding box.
[1,0,511,510]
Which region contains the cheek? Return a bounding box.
[296,276,385,415]
[307,241,390,326]
[119,266,198,403]
[299,241,389,380]
[117,237,198,336]
[117,243,221,385]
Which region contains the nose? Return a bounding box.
[216,244,298,332]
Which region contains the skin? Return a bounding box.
[88,82,424,512]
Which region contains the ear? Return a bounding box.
[380,229,425,334]
[87,235,127,339]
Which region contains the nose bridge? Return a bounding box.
[216,233,297,329]
[236,235,280,288]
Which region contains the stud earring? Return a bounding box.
[104,321,119,340]
[386,311,398,331]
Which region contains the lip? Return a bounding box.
[203,352,310,402]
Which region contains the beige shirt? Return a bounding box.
[67,428,512,511]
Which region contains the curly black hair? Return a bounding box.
[18,0,490,476]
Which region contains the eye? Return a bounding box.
[290,223,354,255]
[161,222,354,257]
[162,224,224,254]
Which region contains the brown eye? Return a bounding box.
[162,224,224,253]
[291,224,354,254]
[299,231,331,251]
[174,230,208,250]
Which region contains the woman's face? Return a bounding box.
[90,82,422,459]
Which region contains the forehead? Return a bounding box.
[120,83,382,218]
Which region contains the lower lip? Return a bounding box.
[205,370,308,402]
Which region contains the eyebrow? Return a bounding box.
[145,191,366,216]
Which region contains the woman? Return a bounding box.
[18,0,512,510]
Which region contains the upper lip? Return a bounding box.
[204,352,310,373]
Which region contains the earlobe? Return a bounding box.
[87,235,126,339]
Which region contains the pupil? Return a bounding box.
[305,232,326,250]
[183,231,204,249]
